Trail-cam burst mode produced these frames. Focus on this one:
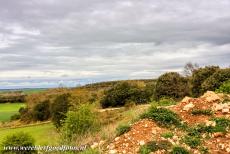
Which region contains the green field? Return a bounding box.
[0,103,25,122]
[0,123,59,145]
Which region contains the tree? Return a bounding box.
[61,104,99,142]
[51,93,70,128]
[183,62,199,77]
[191,66,219,97]
[33,100,50,121]
[100,82,150,108]
[201,68,230,92]
[155,72,189,100]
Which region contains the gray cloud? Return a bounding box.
[0,0,230,88]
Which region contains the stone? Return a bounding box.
[226,147,230,153]
[201,91,221,102]
[109,150,117,154]
[222,108,230,114]
[115,137,120,141]
[213,132,224,138]
[139,140,145,145]
[181,96,192,103]
[183,103,195,111]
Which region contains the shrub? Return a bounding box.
[216,80,230,94]
[161,132,174,139]
[155,72,189,100]
[32,100,50,121]
[139,140,172,154]
[211,117,230,133]
[0,132,37,154]
[140,107,182,127]
[61,104,99,142]
[199,146,209,154]
[116,124,131,136]
[51,93,70,128]
[10,113,20,121]
[191,66,219,97]
[183,135,201,148]
[202,68,230,92]
[100,82,150,108]
[170,146,190,154]
[191,109,213,116]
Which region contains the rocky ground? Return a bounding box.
[103,91,230,154]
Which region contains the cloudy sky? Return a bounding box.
[0,0,230,89]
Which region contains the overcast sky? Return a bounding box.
[0,0,230,89]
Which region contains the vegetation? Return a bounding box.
[100,82,151,108]
[183,135,201,148]
[32,100,50,121]
[51,93,70,128]
[155,72,189,100]
[153,98,177,106]
[216,80,230,94]
[140,107,182,127]
[0,132,37,154]
[116,124,131,136]
[201,68,230,92]
[161,132,174,139]
[191,109,213,116]
[191,66,219,97]
[61,104,99,142]
[139,140,172,154]
[170,146,190,154]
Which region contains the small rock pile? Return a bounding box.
[171,91,230,124]
[105,91,230,154]
[107,119,168,154]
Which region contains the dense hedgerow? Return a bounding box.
[100,82,151,108]
[191,66,219,97]
[201,68,230,92]
[155,72,189,100]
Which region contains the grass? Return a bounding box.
[191,109,213,116]
[0,103,25,122]
[0,123,59,145]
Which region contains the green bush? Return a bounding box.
[139,140,172,154]
[211,117,230,133]
[51,93,70,128]
[100,82,151,108]
[170,146,190,154]
[183,135,201,148]
[0,132,37,154]
[61,104,99,142]
[202,68,230,92]
[33,100,50,121]
[155,72,189,100]
[216,80,230,94]
[116,124,131,136]
[191,109,213,116]
[10,113,20,121]
[140,107,182,127]
[161,132,174,139]
[191,66,219,97]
